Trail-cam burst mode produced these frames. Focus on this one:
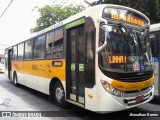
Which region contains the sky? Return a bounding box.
[0,0,96,47]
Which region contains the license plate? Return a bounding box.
[136,95,144,103]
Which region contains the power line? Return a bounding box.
[0,0,13,18]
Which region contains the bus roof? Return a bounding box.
[7,4,150,48]
[35,4,150,36]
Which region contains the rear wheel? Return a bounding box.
[53,81,66,108]
[13,73,19,87]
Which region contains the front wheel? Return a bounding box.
[54,81,66,108]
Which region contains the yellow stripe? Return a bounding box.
[111,75,154,92]
[12,59,66,81]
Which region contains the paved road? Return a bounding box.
[0,73,160,120]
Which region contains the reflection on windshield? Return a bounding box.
[99,25,152,72]
[107,30,136,55]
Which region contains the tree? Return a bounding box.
[31,4,85,33]
[90,0,160,24]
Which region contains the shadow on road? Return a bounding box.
[150,95,160,105]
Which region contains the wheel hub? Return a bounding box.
[56,87,64,102]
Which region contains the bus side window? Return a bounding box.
[46,30,55,59]
[13,46,17,61]
[53,28,64,58]
[86,31,94,63]
[24,40,33,60]
[85,17,95,88]
[33,35,45,59]
[18,43,24,60]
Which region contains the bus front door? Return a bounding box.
[8,49,12,79]
[67,26,85,105]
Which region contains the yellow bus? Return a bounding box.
[5,4,154,113]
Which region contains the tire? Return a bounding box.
[53,81,66,108]
[13,73,19,87]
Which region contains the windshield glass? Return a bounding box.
[99,25,152,72]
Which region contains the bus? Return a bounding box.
[150,23,160,96]
[5,4,154,113]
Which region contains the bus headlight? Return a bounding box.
[101,80,124,97]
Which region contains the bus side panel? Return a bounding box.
[84,14,100,111]
[12,59,66,95]
[32,60,46,93]
[45,59,66,95]
[24,61,33,89]
[12,61,24,85]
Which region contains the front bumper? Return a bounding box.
[98,85,154,113]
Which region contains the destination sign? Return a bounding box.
[108,54,127,64]
[103,7,148,27]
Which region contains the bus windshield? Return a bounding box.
[99,25,153,72]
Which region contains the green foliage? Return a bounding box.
[31,4,85,33]
[91,0,160,24]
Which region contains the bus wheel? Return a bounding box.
[54,81,66,108]
[13,73,19,87]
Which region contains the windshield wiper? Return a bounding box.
[118,23,138,46]
[118,23,132,37]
